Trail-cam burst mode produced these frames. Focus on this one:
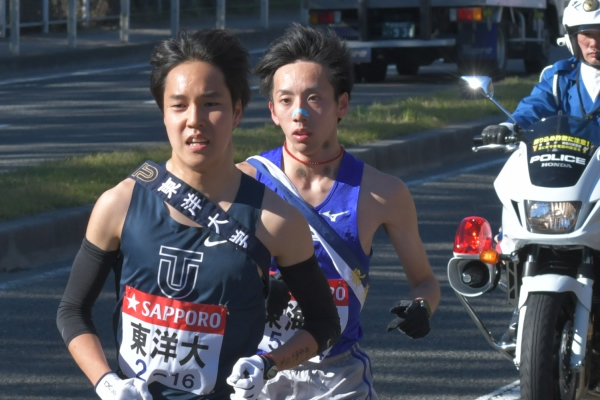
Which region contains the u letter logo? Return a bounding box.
[157,246,202,299]
[132,162,158,182]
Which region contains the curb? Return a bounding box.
[348,116,501,174]
[0,115,502,272]
[0,205,93,272]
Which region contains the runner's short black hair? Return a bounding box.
[255,23,353,102]
[149,28,251,112]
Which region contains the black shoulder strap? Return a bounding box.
[129,161,271,294]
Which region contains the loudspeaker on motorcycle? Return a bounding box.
[447,256,498,297]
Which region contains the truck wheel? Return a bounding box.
[519,292,580,400]
[524,29,551,74]
[396,61,419,75]
[362,62,387,83]
[491,24,507,77]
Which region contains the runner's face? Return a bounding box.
[162,60,242,171]
[269,61,348,156]
[578,30,600,66]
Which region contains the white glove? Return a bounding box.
[95,372,153,400]
[226,355,266,400]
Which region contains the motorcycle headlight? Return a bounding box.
[525,201,581,234]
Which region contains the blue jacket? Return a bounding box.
[511,57,600,128]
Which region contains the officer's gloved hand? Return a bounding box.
[95,372,153,400]
[265,272,291,323]
[386,299,431,339]
[481,125,512,145]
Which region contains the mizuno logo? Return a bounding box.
[205,237,227,247]
[321,210,349,222]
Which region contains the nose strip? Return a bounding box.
[292,108,309,118]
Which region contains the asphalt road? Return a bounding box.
[0,154,519,400]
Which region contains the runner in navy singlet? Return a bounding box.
[56,28,340,400]
[237,24,441,400]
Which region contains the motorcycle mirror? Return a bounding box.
[460,76,494,97]
[460,75,518,126]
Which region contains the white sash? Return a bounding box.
[248,155,368,308]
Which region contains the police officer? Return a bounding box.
[483,0,600,145]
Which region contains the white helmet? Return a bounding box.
[562,0,600,57]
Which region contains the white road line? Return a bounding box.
[0,124,10,128]
[474,380,520,400]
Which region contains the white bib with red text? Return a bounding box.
[119,286,227,395]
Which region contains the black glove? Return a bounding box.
[265,273,291,323]
[386,299,431,339]
[481,125,512,145]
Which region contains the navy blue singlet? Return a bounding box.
[115,173,266,399]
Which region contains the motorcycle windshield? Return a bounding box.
[523,115,600,188]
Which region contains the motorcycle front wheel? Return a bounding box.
[520,292,579,400]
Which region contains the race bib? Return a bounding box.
[258,279,349,362]
[119,286,227,395]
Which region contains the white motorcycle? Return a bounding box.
[448,76,600,400]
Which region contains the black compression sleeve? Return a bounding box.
[56,238,119,346]
[279,254,341,354]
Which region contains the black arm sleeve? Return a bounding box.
[279,254,341,354]
[56,238,119,346]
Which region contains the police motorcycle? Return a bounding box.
[448,76,600,400]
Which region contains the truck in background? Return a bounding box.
[304,0,566,82]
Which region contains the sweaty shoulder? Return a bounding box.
[86,178,134,251]
[359,164,412,222]
[361,164,408,200]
